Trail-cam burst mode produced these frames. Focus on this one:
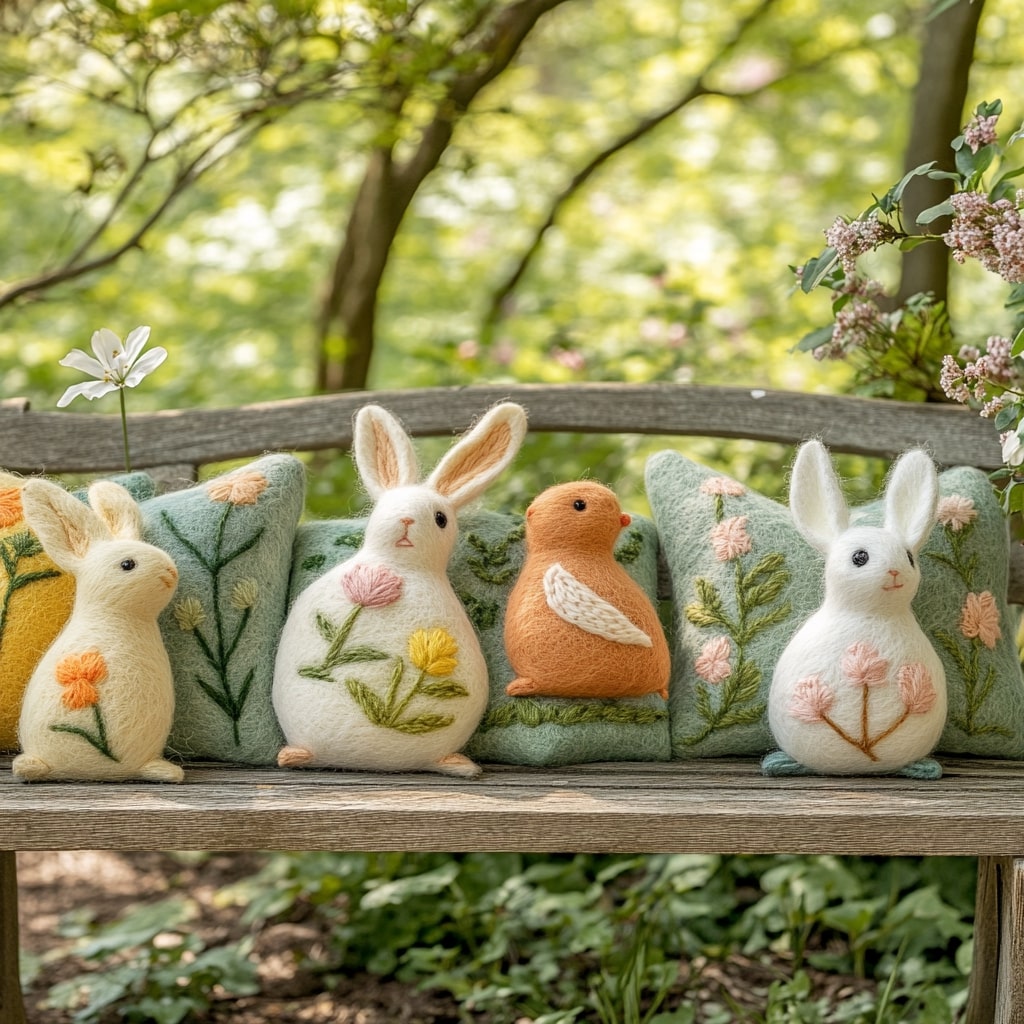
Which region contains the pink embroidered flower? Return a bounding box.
[789,676,836,724]
[694,636,732,684]
[700,477,745,498]
[842,642,890,688]
[897,663,937,716]
[341,563,403,608]
[207,470,268,505]
[960,591,1001,649]
[709,516,752,561]
[936,495,977,531]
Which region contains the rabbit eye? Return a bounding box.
[434,511,448,529]
[851,549,869,567]
[120,558,137,572]
[572,499,587,511]
[907,549,915,568]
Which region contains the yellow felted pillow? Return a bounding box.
[0,474,74,750]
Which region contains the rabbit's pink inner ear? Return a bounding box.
[88,482,143,541]
[354,405,419,498]
[434,421,513,498]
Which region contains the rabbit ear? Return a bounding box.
[426,402,527,508]
[20,479,109,571]
[353,405,420,500]
[789,440,849,553]
[884,448,939,553]
[87,481,144,541]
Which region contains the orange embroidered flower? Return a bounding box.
[55,649,107,711]
[0,487,23,529]
[960,591,1001,649]
[709,515,752,561]
[206,471,268,506]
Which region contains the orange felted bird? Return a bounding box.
[504,481,670,699]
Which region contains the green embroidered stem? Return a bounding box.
[299,604,389,680]
[50,704,119,762]
[933,626,1011,737]
[924,521,977,591]
[479,700,668,732]
[0,532,61,657]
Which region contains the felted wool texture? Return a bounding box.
[504,482,670,701]
[0,471,156,752]
[288,509,671,767]
[645,450,1024,759]
[142,454,305,765]
[14,479,182,782]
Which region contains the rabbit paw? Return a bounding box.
[278,746,315,769]
[898,757,942,780]
[506,677,540,696]
[11,754,52,781]
[760,751,817,777]
[434,753,482,779]
[139,759,185,784]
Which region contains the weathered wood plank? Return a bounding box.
[3,757,1024,856]
[996,858,1024,1024]
[0,384,1002,474]
[0,851,27,1024]
[967,857,1000,1024]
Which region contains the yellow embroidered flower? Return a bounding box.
[0,487,23,529]
[55,649,107,711]
[231,578,260,610]
[408,628,459,677]
[173,596,207,631]
[206,471,268,506]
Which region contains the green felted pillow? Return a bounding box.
[645,450,1024,759]
[143,454,305,765]
[0,471,155,752]
[288,510,671,767]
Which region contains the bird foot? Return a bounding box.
[506,678,541,696]
[277,745,315,768]
[434,753,482,778]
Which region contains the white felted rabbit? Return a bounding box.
[764,441,947,778]
[273,401,527,777]
[13,480,183,783]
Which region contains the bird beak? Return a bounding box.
[620,513,631,527]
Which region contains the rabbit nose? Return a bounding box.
[401,518,414,526]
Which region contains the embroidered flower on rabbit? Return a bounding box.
[207,470,269,506]
[936,495,977,531]
[0,488,22,529]
[55,649,106,711]
[960,591,1001,649]
[841,642,890,688]
[409,628,459,677]
[789,676,836,724]
[341,563,403,608]
[694,636,732,684]
[709,515,752,561]
[897,663,938,715]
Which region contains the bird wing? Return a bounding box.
[542,562,652,647]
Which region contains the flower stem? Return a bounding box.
[119,387,131,473]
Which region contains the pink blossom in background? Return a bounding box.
[960,591,1001,648]
[897,663,937,715]
[789,676,836,724]
[341,563,404,608]
[694,636,732,684]
[700,476,746,497]
[709,515,752,561]
[963,113,999,154]
[824,216,897,273]
[936,495,977,531]
[842,642,890,688]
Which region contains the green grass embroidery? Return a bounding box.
[345,657,467,735]
[458,590,500,633]
[613,527,644,564]
[465,521,525,586]
[50,704,119,762]
[0,530,62,655]
[478,699,668,732]
[161,504,265,746]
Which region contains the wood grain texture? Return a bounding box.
[968,857,999,1024]
[0,851,26,1024]
[0,384,1003,474]
[3,757,1024,856]
[996,858,1024,1024]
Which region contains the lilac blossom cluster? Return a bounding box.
[963,112,999,154]
[940,335,1017,416]
[943,190,1024,284]
[824,215,897,273]
[810,277,889,360]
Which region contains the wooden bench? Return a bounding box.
[2,382,1024,1024]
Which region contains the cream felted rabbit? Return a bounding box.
[13,480,183,783]
[764,441,947,778]
[273,401,527,777]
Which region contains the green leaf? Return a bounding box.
[716,702,767,728]
[793,324,835,353]
[956,143,995,181]
[995,403,1021,431]
[732,659,762,704]
[334,645,390,664]
[392,712,455,734]
[345,677,389,724]
[743,574,789,609]
[1011,326,1024,358]
[195,677,236,716]
[315,612,337,643]
[419,679,470,700]
[361,862,461,908]
[799,248,838,293]
[298,665,335,682]
[744,552,785,582]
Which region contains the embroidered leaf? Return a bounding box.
[744,602,793,638]
[465,522,525,585]
[298,665,336,682]
[694,685,714,723]
[302,554,327,573]
[195,677,236,716]
[235,667,255,716]
[219,526,266,570]
[10,568,62,589]
[315,614,337,643]
[613,528,644,565]
[716,701,767,728]
[743,572,790,610]
[932,628,972,678]
[334,646,391,665]
[392,712,456,735]
[459,591,500,632]
[478,700,668,731]
[685,603,725,629]
[419,679,470,700]
[732,659,762,704]
[8,531,44,560]
[345,678,389,725]
[333,529,365,548]
[743,552,786,584]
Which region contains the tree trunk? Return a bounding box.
[896,0,985,307]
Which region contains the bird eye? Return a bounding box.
[907,549,915,568]
[851,549,869,567]
[434,511,448,529]
[120,558,137,571]
[572,499,587,511]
